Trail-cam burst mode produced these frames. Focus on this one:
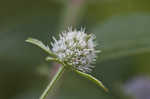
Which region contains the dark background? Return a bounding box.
[0,0,150,99]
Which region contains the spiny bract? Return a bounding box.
[51,28,100,72]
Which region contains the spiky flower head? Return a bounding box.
[51,28,100,72]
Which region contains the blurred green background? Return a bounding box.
[1,0,150,99]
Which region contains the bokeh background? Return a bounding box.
[1,0,150,99]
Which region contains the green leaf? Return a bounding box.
[92,14,150,61]
[74,69,108,92]
[45,56,57,61]
[26,38,57,57]
[46,56,64,65]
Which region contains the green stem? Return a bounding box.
[40,65,65,99]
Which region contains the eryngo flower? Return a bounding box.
[51,28,100,72]
[26,28,107,99]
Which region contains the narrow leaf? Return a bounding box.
[46,57,57,61]
[26,38,57,57]
[46,56,65,65]
[74,69,108,92]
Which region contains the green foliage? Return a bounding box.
[26,38,57,57]
[74,69,108,92]
[26,36,108,99]
[93,15,150,61]
[0,0,150,99]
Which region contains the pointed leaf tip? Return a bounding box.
[25,37,57,58]
[74,69,108,92]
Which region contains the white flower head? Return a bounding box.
[51,28,100,72]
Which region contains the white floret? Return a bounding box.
[51,28,99,72]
